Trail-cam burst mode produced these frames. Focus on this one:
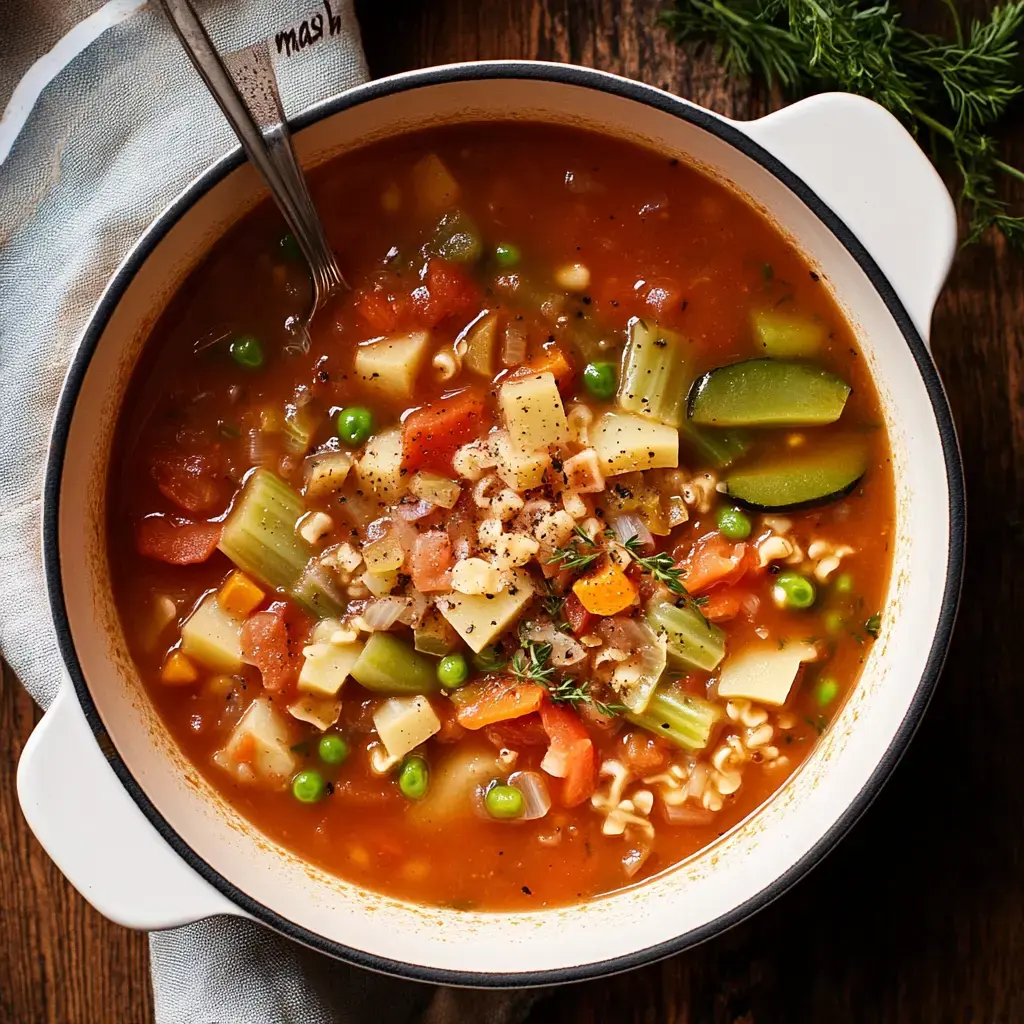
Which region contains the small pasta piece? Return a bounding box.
[566,404,594,446]
[561,490,588,521]
[450,557,505,595]
[562,448,605,494]
[432,347,461,382]
[297,511,333,545]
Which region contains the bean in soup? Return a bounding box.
[108,123,892,910]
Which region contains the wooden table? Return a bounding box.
[3,1,1022,1020]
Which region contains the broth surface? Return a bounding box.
[109,123,892,910]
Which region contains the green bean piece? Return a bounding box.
[337,406,374,447]
[318,733,349,766]
[229,335,264,370]
[772,572,817,610]
[582,361,618,400]
[716,505,752,541]
[398,755,429,800]
[485,783,524,819]
[292,769,326,803]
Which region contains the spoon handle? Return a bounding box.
[157,0,345,302]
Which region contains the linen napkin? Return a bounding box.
[0,3,540,1021]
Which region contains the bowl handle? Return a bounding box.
[739,92,957,346]
[17,680,242,930]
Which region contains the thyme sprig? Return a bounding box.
[510,639,625,716]
[547,525,603,572]
[661,0,1024,247]
[621,534,689,594]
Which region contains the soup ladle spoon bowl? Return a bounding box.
[157,0,345,339]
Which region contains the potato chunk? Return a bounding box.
[218,697,296,788]
[180,593,243,672]
[590,411,679,476]
[355,332,430,400]
[436,569,534,652]
[716,641,818,706]
[373,696,442,761]
[499,372,568,452]
[355,427,405,501]
[297,641,364,698]
[493,430,550,490]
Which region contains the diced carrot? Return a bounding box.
[563,592,594,636]
[700,588,745,622]
[217,571,266,618]
[150,448,225,514]
[240,601,309,697]
[410,530,453,592]
[402,387,488,474]
[136,516,221,565]
[676,531,748,594]
[450,678,546,730]
[509,347,574,388]
[572,561,638,616]
[160,650,199,685]
[539,701,596,807]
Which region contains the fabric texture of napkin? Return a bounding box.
[0,3,541,1021]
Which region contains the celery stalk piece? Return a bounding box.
[627,690,723,751]
[218,469,311,591]
[617,318,693,428]
[414,607,461,655]
[291,559,346,618]
[282,403,320,455]
[350,633,442,695]
[647,599,726,672]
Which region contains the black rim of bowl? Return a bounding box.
[42,61,966,988]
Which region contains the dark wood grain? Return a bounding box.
[4,1,1022,1021]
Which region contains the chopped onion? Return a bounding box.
[610,513,653,551]
[740,593,761,617]
[396,498,436,522]
[508,771,551,820]
[540,746,569,779]
[664,802,716,826]
[524,621,587,667]
[362,597,407,631]
[596,615,654,651]
[398,590,429,627]
[245,428,276,468]
[502,323,528,367]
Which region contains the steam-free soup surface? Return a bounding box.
[109,123,892,910]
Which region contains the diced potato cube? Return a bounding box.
[373,696,442,761]
[303,449,353,500]
[436,569,534,652]
[362,570,399,597]
[363,532,405,573]
[355,331,431,400]
[180,593,244,672]
[297,641,364,697]
[220,697,296,787]
[716,641,818,706]
[409,471,461,509]
[288,694,342,731]
[411,153,461,216]
[499,372,568,452]
[355,427,405,501]
[590,411,679,476]
[493,430,550,490]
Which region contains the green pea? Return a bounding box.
[229,335,264,370]
[834,572,854,595]
[318,733,349,766]
[337,406,374,446]
[292,769,326,804]
[398,755,429,800]
[824,610,845,636]
[582,361,618,400]
[494,243,521,267]
[485,783,524,820]
[773,571,817,610]
[717,505,752,541]
[279,232,302,262]
[815,677,840,707]
[437,653,469,689]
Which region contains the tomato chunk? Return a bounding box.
[677,531,748,594]
[151,448,225,514]
[240,601,309,697]
[409,530,453,592]
[484,712,549,750]
[563,592,594,636]
[539,700,596,807]
[136,516,221,565]
[411,259,481,328]
[402,388,488,474]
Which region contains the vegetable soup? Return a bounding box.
[108,123,892,910]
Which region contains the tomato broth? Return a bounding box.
[108,123,893,910]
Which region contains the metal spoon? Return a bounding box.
[157,0,345,332]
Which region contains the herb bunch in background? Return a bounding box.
[661,0,1024,247]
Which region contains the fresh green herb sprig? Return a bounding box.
[548,525,603,572]
[661,0,1024,247]
[510,639,624,716]
[621,534,688,594]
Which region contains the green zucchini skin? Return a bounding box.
[723,439,868,511]
[688,358,852,428]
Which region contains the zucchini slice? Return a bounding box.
[752,310,826,358]
[688,358,851,427]
[723,439,868,510]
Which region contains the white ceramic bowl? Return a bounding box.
[18,62,964,986]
